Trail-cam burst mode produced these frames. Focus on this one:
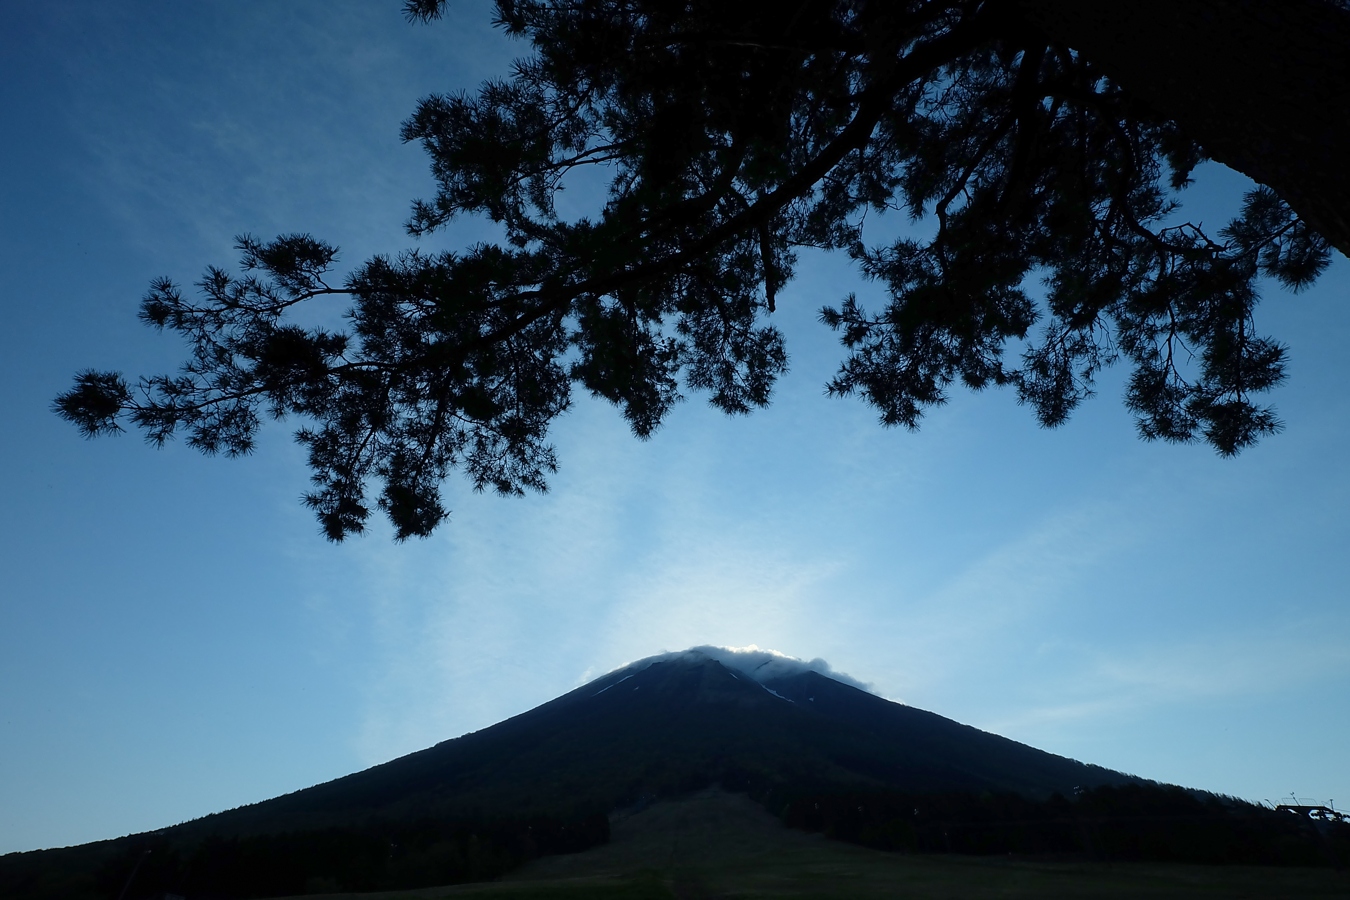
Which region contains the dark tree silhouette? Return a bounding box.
[57,0,1346,540]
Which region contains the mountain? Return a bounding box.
[0,648,1157,899]
[177,647,1133,837]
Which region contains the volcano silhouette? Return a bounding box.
[35,650,1345,899]
[188,648,1132,838]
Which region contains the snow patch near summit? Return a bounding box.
[593,673,636,695]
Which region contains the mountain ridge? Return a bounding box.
[168,650,1135,840]
[11,647,1345,900]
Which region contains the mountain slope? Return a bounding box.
[11,648,1340,899]
[501,788,1350,900]
[188,651,1131,838]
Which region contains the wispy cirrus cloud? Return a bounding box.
[995,617,1350,732]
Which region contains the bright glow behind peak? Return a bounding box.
[612,645,874,693]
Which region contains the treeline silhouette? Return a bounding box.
[775,783,1350,866]
[1,812,608,900]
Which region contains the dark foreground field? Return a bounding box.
[269,789,1350,900]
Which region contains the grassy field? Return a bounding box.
[272,789,1350,899]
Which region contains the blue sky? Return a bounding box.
[3,1,1348,855]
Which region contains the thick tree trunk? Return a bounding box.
[1016,0,1350,259]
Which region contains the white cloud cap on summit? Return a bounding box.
[614,645,874,693]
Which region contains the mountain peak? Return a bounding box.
[31,642,1142,884]
[607,645,874,694]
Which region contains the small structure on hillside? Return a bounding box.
[1275,799,1349,824]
